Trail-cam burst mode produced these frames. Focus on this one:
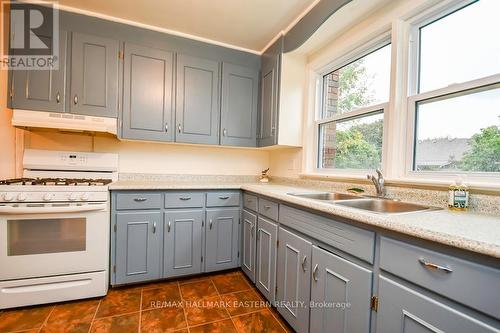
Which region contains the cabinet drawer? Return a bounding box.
[164,192,204,208]
[115,193,162,210]
[279,205,375,263]
[243,193,258,211]
[258,198,278,221]
[380,237,500,319]
[206,192,240,207]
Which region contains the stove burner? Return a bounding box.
[0,178,113,186]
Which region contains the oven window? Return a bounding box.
[7,218,86,256]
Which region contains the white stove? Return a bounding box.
[0,149,118,309]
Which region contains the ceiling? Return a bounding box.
[56,0,318,52]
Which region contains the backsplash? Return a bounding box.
[118,173,260,184]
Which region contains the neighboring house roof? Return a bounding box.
[415,138,470,168]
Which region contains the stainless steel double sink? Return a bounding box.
[287,192,437,214]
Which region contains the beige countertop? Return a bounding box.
[109,181,500,258]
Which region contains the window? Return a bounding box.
[318,43,391,170]
[410,0,500,175]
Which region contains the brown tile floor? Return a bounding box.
[0,270,294,333]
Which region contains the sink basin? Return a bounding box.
[288,192,363,201]
[335,198,433,214]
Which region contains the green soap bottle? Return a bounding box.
[448,176,469,211]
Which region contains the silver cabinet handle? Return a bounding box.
[301,255,307,272]
[223,128,227,136]
[153,222,157,234]
[179,197,191,201]
[73,94,78,105]
[165,123,168,133]
[168,221,171,232]
[418,258,452,273]
[56,92,60,103]
[218,196,230,200]
[250,222,255,236]
[133,197,147,202]
[178,124,182,133]
[209,219,213,230]
[264,205,271,210]
[312,264,319,282]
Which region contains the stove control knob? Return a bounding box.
[43,193,54,201]
[17,193,27,201]
[68,193,79,201]
[81,193,90,201]
[3,193,14,202]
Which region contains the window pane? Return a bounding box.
[322,44,391,118]
[419,0,500,92]
[414,86,500,172]
[319,112,383,169]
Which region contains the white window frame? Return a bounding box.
[312,34,391,177]
[403,0,500,184]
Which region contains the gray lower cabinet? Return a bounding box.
[220,63,258,147]
[11,31,67,112]
[377,276,500,333]
[70,32,119,117]
[310,246,373,333]
[241,209,257,282]
[255,216,277,302]
[205,208,240,272]
[276,227,312,333]
[163,210,203,278]
[176,54,220,145]
[122,43,174,142]
[115,211,162,284]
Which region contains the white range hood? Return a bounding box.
[11,109,117,135]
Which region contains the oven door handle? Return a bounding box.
[0,204,107,215]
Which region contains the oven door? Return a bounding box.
[0,202,109,280]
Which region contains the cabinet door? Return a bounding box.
[220,63,258,147]
[310,246,373,333]
[12,31,67,112]
[164,210,203,278]
[276,227,311,333]
[115,212,162,284]
[256,216,278,302]
[377,276,499,333]
[205,208,240,272]
[259,37,281,147]
[122,43,174,141]
[70,32,119,117]
[241,209,257,282]
[176,54,220,144]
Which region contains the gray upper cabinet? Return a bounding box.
[377,276,499,333]
[255,216,278,303]
[259,37,282,147]
[241,209,257,282]
[176,54,220,145]
[276,227,312,333]
[205,208,240,272]
[11,31,67,112]
[122,43,174,141]
[115,211,162,284]
[163,210,203,278]
[310,246,373,333]
[220,63,258,147]
[70,32,119,117]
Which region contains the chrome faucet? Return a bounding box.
[367,169,386,198]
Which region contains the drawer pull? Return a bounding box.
[250,222,255,236]
[218,196,230,200]
[418,258,452,273]
[167,221,171,232]
[209,219,213,230]
[179,197,191,201]
[153,222,157,234]
[133,198,147,202]
[312,264,319,282]
[247,198,253,202]
[301,255,307,272]
[264,205,271,210]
